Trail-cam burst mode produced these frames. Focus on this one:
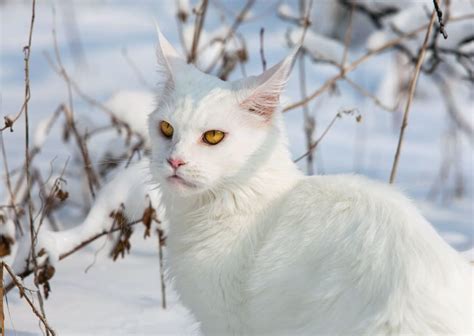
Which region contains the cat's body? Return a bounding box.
[149,30,473,335]
[162,133,472,336]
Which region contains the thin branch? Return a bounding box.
[205,0,255,73]
[282,13,474,113]
[298,0,315,175]
[294,109,361,163]
[46,7,101,199]
[188,0,209,64]
[0,0,36,133]
[22,3,51,332]
[343,77,396,112]
[156,223,167,309]
[338,0,398,29]
[4,218,145,294]
[0,134,23,235]
[3,263,56,336]
[58,219,143,261]
[433,0,448,39]
[1,262,4,336]
[389,10,437,183]
[435,77,473,139]
[175,0,190,57]
[341,3,355,66]
[259,28,267,71]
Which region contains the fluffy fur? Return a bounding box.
[149,30,473,335]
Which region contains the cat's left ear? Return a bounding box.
[236,46,300,121]
[155,24,186,85]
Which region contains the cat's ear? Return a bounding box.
[155,24,185,86]
[237,46,300,121]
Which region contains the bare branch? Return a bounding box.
[1,262,4,336]
[259,28,267,71]
[343,77,396,112]
[341,2,355,66]
[0,134,23,236]
[389,10,437,183]
[294,109,361,163]
[3,262,56,336]
[283,13,474,113]
[188,0,209,63]
[205,0,255,73]
[433,0,448,39]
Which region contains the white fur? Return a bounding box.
[149,30,473,335]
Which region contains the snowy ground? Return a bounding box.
[1,1,473,335]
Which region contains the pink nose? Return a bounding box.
[167,157,186,169]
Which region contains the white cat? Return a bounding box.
[148,29,473,335]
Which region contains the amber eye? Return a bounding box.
[159,120,174,138]
[202,130,225,145]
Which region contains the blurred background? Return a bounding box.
[1,0,473,334]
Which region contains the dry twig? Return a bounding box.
[156,220,167,309]
[0,135,23,235]
[21,2,52,332]
[3,262,56,336]
[188,0,209,63]
[283,13,474,113]
[205,0,255,73]
[259,27,267,71]
[433,0,448,39]
[294,109,361,163]
[389,10,437,183]
[1,263,4,336]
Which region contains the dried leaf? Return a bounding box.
[37,264,55,284]
[4,116,13,131]
[142,205,155,238]
[110,205,133,261]
[237,49,248,62]
[56,189,69,202]
[177,10,188,22]
[0,235,14,257]
[37,248,47,257]
[43,281,51,299]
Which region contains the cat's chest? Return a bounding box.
[166,212,257,328]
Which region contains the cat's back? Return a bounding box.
[264,173,432,249]
[247,174,472,335]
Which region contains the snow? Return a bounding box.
[35,160,160,263]
[0,217,15,240]
[104,90,155,139]
[1,1,472,335]
[277,3,297,19]
[289,27,349,66]
[366,1,474,80]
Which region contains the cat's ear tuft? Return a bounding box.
[237,46,300,121]
[155,24,185,85]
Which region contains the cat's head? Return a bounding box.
[149,28,298,197]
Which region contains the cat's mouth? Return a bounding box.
[167,174,196,188]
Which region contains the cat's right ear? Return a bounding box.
[155,24,185,87]
[235,46,300,122]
